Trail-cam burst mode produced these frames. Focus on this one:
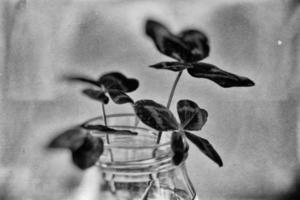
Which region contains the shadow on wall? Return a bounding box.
[68,7,147,67]
[210,2,258,69]
[277,168,300,200]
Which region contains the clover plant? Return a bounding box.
[48,72,139,169]
[48,18,254,170]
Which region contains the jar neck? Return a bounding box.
[98,143,188,185]
[85,115,188,174]
[98,150,188,175]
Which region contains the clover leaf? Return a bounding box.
[71,134,104,170]
[149,61,254,88]
[179,29,210,61]
[171,131,189,165]
[47,123,139,170]
[98,72,139,92]
[134,99,222,166]
[82,88,109,104]
[146,19,255,88]
[134,100,179,131]
[107,89,134,104]
[47,127,86,151]
[81,124,138,135]
[187,63,255,87]
[65,72,138,104]
[64,75,100,87]
[149,62,192,72]
[177,99,208,130]
[145,19,209,62]
[48,127,104,169]
[185,131,223,167]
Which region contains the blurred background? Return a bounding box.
[0,0,299,199]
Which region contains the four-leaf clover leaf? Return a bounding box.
[134,99,223,166]
[145,19,254,88]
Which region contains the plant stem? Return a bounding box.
[140,179,154,200]
[102,103,115,163]
[155,132,162,145]
[166,71,183,109]
[156,71,183,144]
[101,103,110,144]
[131,104,140,128]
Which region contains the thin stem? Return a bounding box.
[156,71,183,144]
[101,103,110,144]
[140,179,155,200]
[166,71,183,109]
[156,131,163,144]
[131,104,140,128]
[102,103,114,163]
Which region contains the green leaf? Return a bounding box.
[47,127,86,151]
[188,62,255,88]
[134,100,179,131]
[72,134,104,170]
[185,131,223,167]
[98,72,139,92]
[149,62,192,72]
[64,75,100,87]
[108,89,134,104]
[179,29,210,61]
[82,89,109,104]
[177,99,208,131]
[171,131,189,165]
[82,124,138,135]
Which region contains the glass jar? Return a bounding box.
[84,114,198,200]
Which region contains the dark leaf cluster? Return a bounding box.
[47,18,257,171]
[145,19,254,88]
[134,99,223,166]
[65,72,138,104]
[48,127,103,169]
[48,124,137,170]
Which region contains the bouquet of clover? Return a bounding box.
[48,19,254,170]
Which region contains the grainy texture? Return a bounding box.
[0,0,299,199]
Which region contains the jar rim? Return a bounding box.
[82,113,171,149]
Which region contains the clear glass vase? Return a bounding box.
[85,114,198,200]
